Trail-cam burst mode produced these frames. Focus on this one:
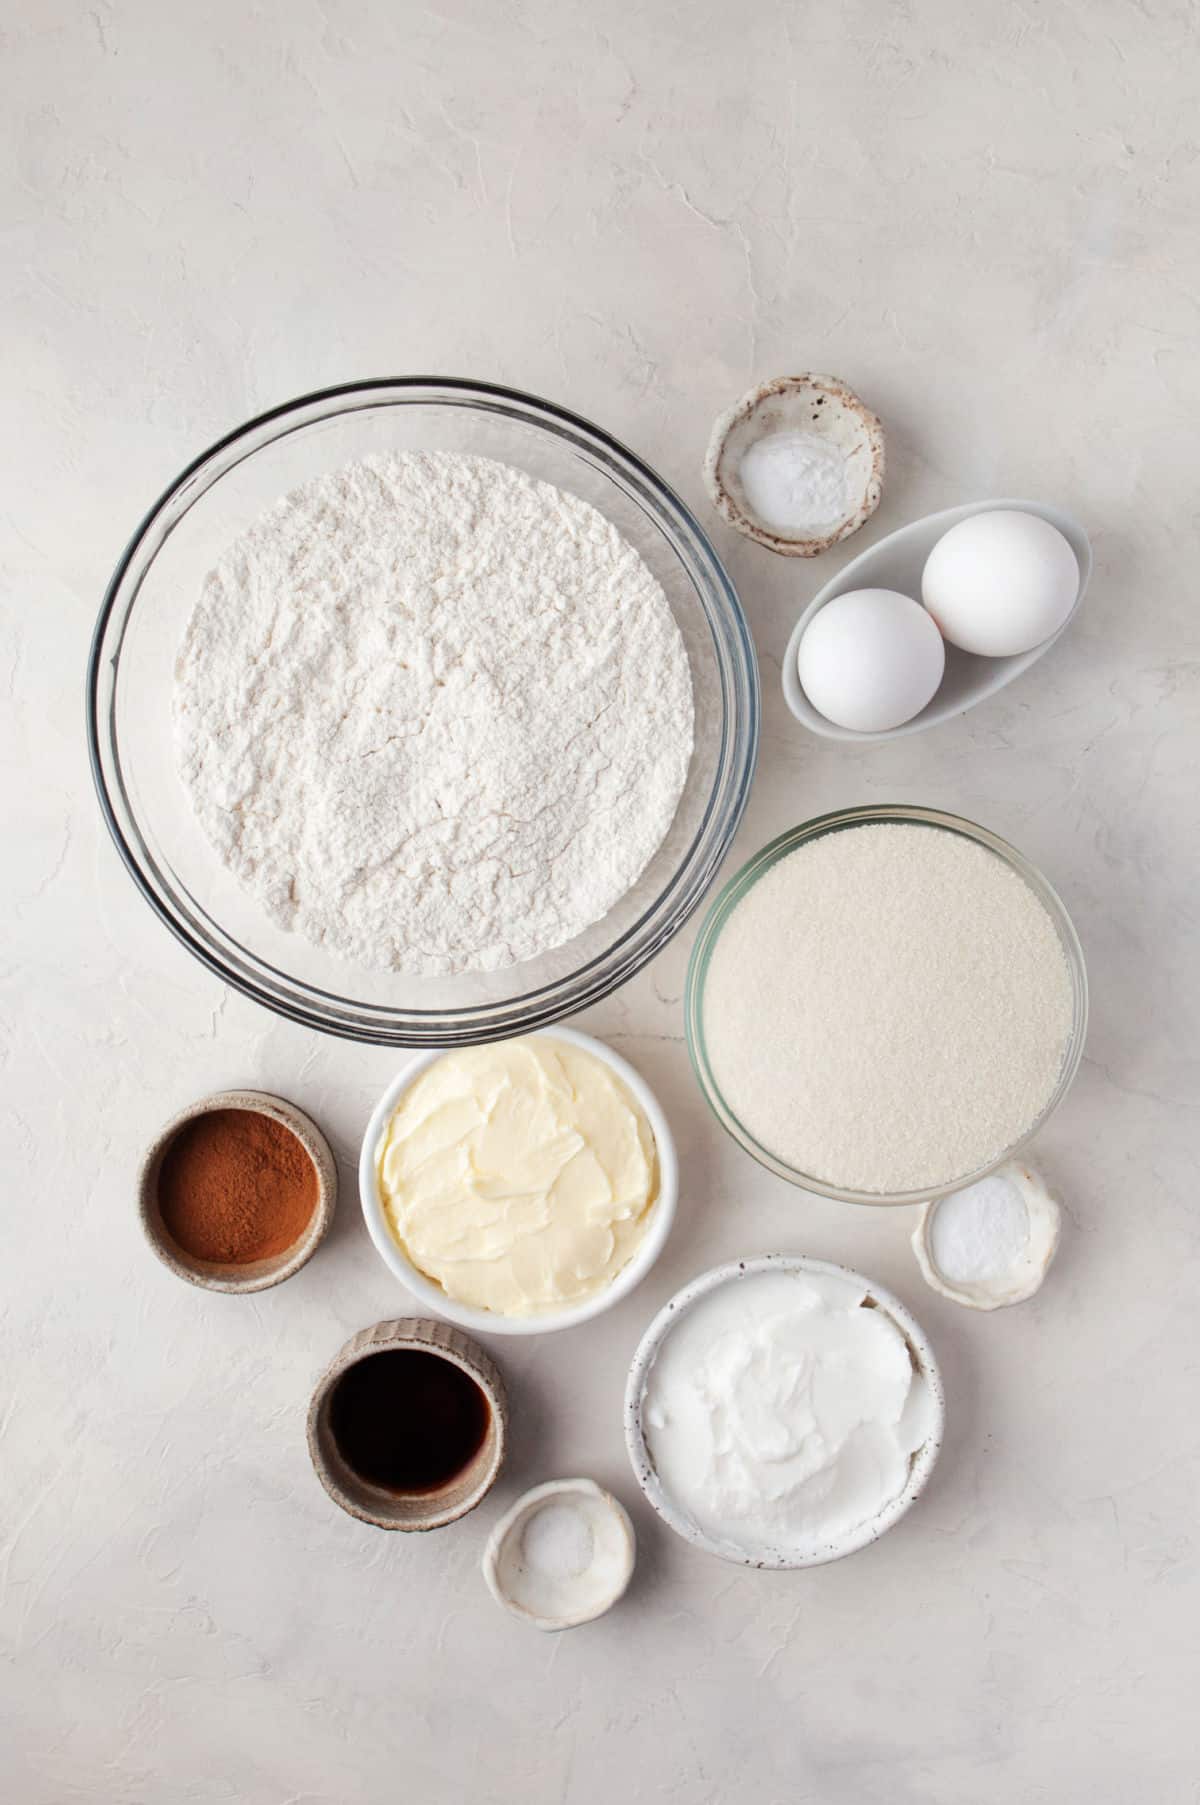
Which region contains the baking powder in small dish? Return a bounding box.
[737,430,850,534]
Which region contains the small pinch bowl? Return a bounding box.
[483,1478,636,1630]
[88,377,759,1049]
[911,1161,1063,1312]
[782,497,1092,742]
[359,1027,678,1336]
[307,1317,507,1531]
[704,374,885,556]
[624,1254,945,1570]
[138,1088,337,1294]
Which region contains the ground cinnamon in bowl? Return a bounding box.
[140,1090,336,1291]
[158,1108,318,1264]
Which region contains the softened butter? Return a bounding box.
[376,1038,659,1316]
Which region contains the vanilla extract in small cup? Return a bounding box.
[307,1320,507,1531]
[329,1350,490,1494]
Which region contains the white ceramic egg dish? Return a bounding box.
[783,498,1092,742]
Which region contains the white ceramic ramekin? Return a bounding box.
[358,1027,678,1336]
[624,1254,945,1569]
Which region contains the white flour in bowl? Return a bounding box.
[173,451,694,975]
[701,824,1074,1194]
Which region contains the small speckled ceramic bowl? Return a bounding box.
[138,1089,337,1294]
[624,1254,944,1569]
[307,1318,507,1531]
[704,374,884,556]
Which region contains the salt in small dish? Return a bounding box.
[704,374,884,556]
[782,497,1092,742]
[483,1479,636,1631]
[912,1161,1062,1311]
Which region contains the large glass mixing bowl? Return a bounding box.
[88,379,759,1045]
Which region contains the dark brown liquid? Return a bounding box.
[328,1349,491,1495]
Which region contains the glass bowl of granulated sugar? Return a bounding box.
[686,805,1087,1205]
[88,379,759,1046]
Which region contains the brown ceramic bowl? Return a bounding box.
[138,1089,338,1294]
[307,1319,508,1531]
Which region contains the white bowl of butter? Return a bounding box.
[359,1029,678,1335]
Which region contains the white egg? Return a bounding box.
[921,509,1079,657]
[797,588,945,733]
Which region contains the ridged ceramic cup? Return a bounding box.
[307,1318,508,1531]
[138,1089,338,1294]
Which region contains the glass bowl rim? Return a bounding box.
[684,803,1088,1206]
[87,375,760,1045]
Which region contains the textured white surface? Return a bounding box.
[3,1,1198,1800]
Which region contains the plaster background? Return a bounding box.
[3,2,1198,1798]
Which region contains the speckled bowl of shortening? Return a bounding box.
[624,1254,945,1569]
[685,804,1088,1206]
[359,1027,679,1335]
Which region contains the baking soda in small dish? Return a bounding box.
[701,823,1075,1195]
[929,1172,1030,1282]
[913,1161,1062,1309]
